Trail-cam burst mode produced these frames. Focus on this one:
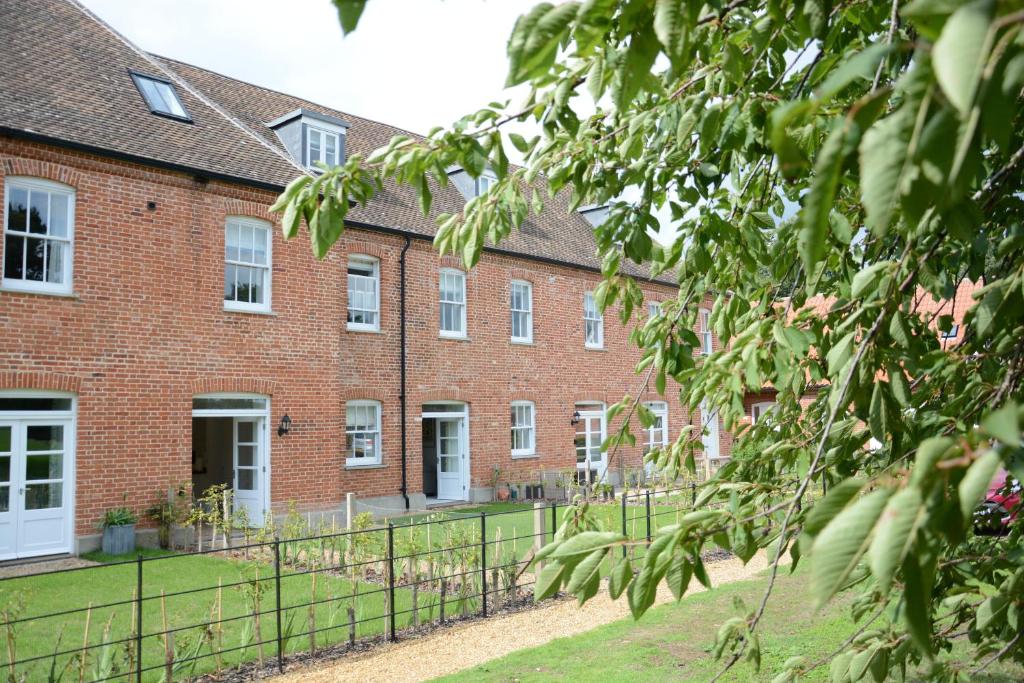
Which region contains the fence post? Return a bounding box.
[550,501,557,539]
[620,492,628,558]
[480,512,488,618]
[387,522,396,641]
[273,538,284,673]
[645,490,652,544]
[691,482,697,508]
[532,502,546,572]
[135,554,143,683]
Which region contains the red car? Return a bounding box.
[974,469,1021,534]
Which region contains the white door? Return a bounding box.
[233,418,264,524]
[575,411,607,483]
[436,418,464,500]
[701,401,720,462]
[0,420,73,560]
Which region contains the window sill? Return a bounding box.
[510,339,533,346]
[511,452,538,460]
[223,305,277,316]
[346,325,383,334]
[439,334,470,342]
[584,345,607,352]
[0,286,78,299]
[345,462,386,471]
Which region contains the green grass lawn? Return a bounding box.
[0,496,699,682]
[434,567,1024,683]
[0,546,464,682]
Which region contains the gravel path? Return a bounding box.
[272,551,775,683]
[0,556,96,579]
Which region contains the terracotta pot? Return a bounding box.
[496,488,510,501]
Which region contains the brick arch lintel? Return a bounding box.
[222,200,278,225]
[191,377,276,397]
[508,268,534,283]
[419,388,467,403]
[1,158,84,189]
[341,389,385,403]
[343,241,390,260]
[438,255,464,270]
[0,371,82,394]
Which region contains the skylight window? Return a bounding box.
[130,72,191,121]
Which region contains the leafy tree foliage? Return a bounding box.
[275,0,1024,679]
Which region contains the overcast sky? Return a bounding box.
[80,0,536,136]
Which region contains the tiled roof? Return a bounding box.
[0,0,668,283]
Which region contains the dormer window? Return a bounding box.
[130,72,191,122]
[307,126,339,169]
[475,174,496,196]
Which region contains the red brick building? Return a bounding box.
[0,0,728,558]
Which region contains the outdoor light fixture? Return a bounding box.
[570,410,581,426]
[278,414,291,437]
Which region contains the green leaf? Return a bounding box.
[910,437,955,487]
[851,261,892,299]
[868,487,923,595]
[869,382,888,443]
[653,0,687,65]
[627,564,658,618]
[281,200,302,240]
[332,0,367,36]
[977,594,1008,631]
[270,175,312,213]
[932,0,994,115]
[550,531,625,558]
[859,103,916,237]
[981,401,1020,446]
[799,119,851,273]
[804,478,866,537]
[534,562,566,601]
[810,488,892,607]
[565,548,607,594]
[889,311,912,347]
[609,557,632,599]
[901,554,932,655]
[959,449,1002,521]
[826,332,855,376]
[506,2,580,86]
[816,44,895,102]
[665,552,692,601]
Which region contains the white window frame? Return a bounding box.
[510,400,536,458]
[510,279,533,344]
[223,216,272,313]
[307,126,340,170]
[439,268,467,338]
[699,308,712,355]
[347,255,380,332]
[644,401,669,453]
[751,401,776,425]
[648,301,662,318]
[345,400,382,467]
[584,291,604,349]
[2,177,75,296]
[475,174,496,196]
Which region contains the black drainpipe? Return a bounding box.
[399,235,412,510]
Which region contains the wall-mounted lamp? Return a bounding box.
[277,414,292,437]
[570,410,581,426]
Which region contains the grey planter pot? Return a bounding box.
[102,524,136,555]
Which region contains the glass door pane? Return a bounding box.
[0,426,11,514]
[23,424,62,510]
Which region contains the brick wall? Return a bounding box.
[0,137,723,537]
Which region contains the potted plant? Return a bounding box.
[100,502,138,555]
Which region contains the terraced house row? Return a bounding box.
[0,0,737,558]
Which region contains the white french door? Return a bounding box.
[701,401,720,461]
[232,417,265,524]
[574,409,607,483]
[436,417,465,500]
[0,419,73,560]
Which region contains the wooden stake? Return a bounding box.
[309,572,317,656]
[161,591,173,683]
[78,603,92,683]
[215,579,223,672]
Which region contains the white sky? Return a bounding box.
[79,0,536,136]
